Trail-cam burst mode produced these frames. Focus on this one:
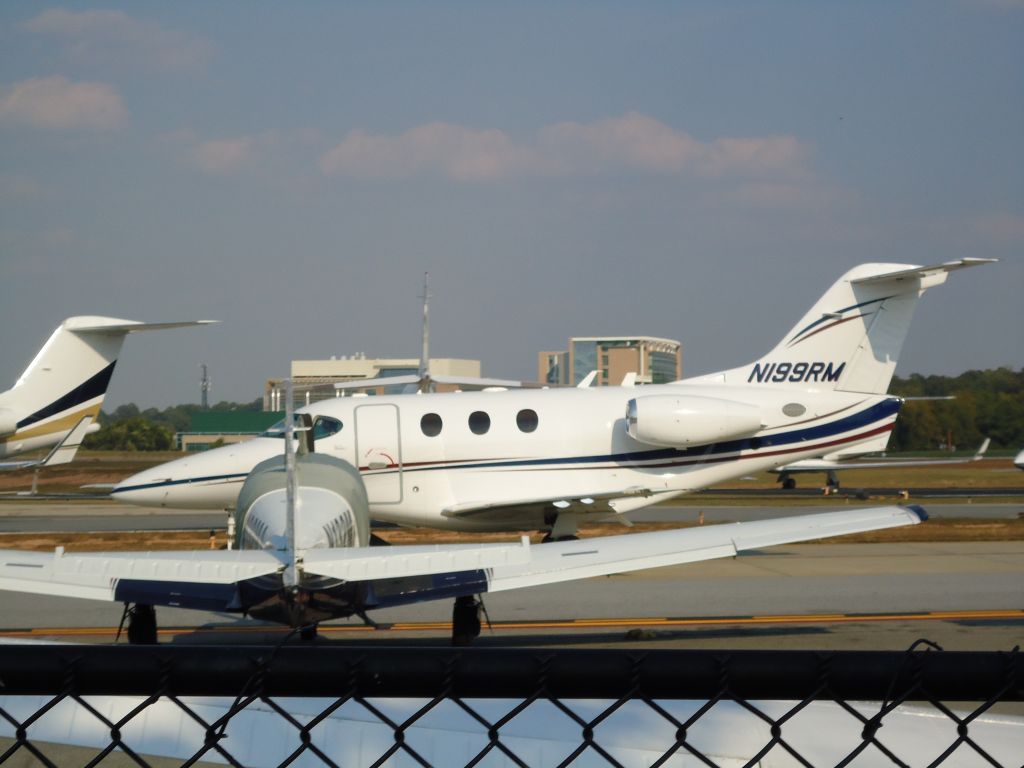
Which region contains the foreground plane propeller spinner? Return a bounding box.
[112,259,994,538]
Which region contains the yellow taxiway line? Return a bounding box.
[1,609,1021,640]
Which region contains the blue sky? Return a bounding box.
[1,2,1021,408]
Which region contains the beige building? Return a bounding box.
[539,336,681,387]
[264,355,482,409]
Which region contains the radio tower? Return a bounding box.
[200,364,210,410]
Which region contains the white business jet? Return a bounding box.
[0,317,215,466]
[112,260,993,538]
[0,396,928,644]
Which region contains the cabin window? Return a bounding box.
[468,411,490,435]
[421,413,443,437]
[516,408,539,433]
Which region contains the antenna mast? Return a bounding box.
[200,364,210,410]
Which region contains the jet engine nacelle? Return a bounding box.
[626,395,763,448]
[0,409,17,436]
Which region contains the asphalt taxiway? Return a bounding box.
[1,540,1020,651]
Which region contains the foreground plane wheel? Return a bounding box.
[299,624,318,641]
[781,478,797,490]
[127,604,157,645]
[452,596,482,646]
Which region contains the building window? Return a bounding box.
[421,413,443,437]
[516,409,538,433]
[469,411,490,435]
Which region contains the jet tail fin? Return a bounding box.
[726,260,995,394]
[1,317,215,444]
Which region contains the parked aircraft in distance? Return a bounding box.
[0,409,928,644]
[772,438,991,490]
[112,260,994,538]
[0,316,215,464]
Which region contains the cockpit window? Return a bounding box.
[312,416,343,439]
[260,415,343,440]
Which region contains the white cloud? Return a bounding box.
[188,136,260,174]
[701,136,810,179]
[21,9,213,73]
[539,112,703,174]
[0,75,126,130]
[320,113,813,185]
[321,123,540,181]
[972,212,1024,245]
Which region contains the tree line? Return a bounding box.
[82,368,1023,452]
[888,367,1023,452]
[83,399,262,452]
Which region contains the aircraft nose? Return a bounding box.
[111,465,176,507]
[111,439,275,509]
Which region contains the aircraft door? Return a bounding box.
[354,403,403,503]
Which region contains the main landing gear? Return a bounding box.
[451,595,482,646]
[119,603,158,645]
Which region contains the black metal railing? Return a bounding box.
[1,644,1020,767]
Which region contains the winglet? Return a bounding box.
[973,438,991,460]
[39,415,95,467]
[902,504,929,522]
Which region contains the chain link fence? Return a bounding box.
[1,644,1021,766]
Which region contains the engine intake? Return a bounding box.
[626,395,763,448]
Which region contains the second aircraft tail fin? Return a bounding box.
[704,259,994,395]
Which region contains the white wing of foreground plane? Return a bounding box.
[0,506,925,606]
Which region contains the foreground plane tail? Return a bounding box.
[0,317,215,458]
[719,259,995,395]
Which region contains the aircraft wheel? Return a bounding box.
[127,604,157,645]
[299,624,318,641]
[781,478,796,490]
[451,596,481,646]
